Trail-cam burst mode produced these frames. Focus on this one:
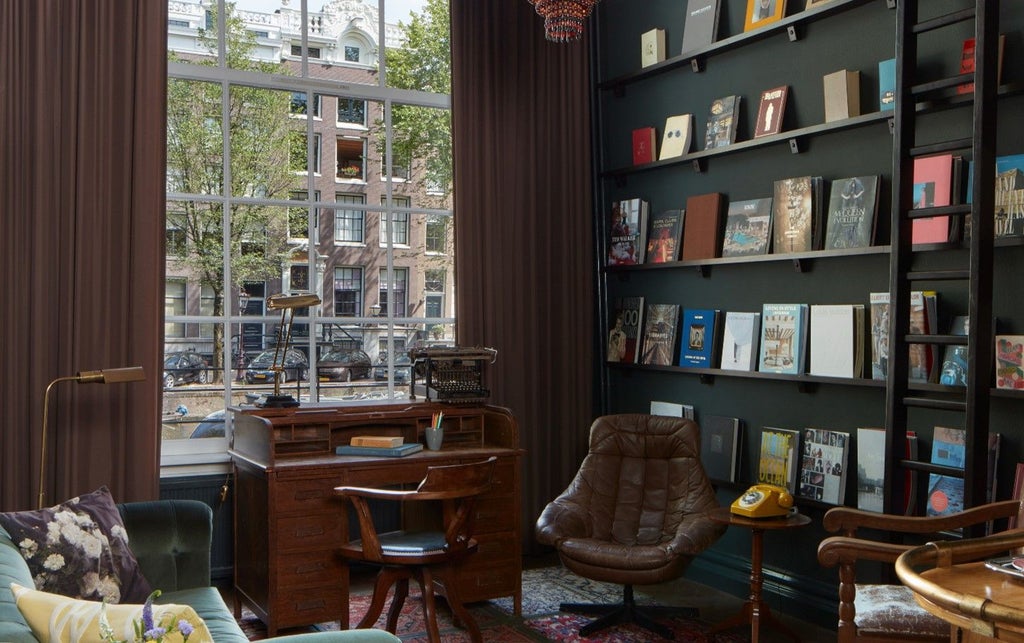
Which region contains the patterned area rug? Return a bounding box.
[240,565,749,642]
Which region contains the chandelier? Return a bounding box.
[525,0,600,43]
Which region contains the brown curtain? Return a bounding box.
[0,1,166,510]
[452,0,596,553]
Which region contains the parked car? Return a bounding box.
[244,348,309,384]
[318,349,372,382]
[373,353,413,383]
[163,351,209,388]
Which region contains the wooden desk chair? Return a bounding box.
[817,499,1024,643]
[335,456,497,643]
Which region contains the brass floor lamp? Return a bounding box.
[38,366,146,509]
[256,292,321,408]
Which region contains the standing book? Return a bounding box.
[938,316,969,387]
[753,86,788,138]
[701,415,741,483]
[607,197,649,266]
[640,304,681,366]
[926,426,966,518]
[995,335,1024,390]
[822,70,860,122]
[641,28,666,68]
[646,209,685,263]
[722,197,772,257]
[911,154,954,244]
[681,0,721,55]
[966,153,1024,239]
[855,428,886,512]
[869,292,889,380]
[632,127,657,165]
[758,427,800,494]
[704,95,741,150]
[607,296,645,364]
[744,0,787,32]
[869,291,937,382]
[658,114,694,161]
[878,58,896,111]
[798,428,849,505]
[772,176,818,254]
[823,175,879,250]
[759,303,809,375]
[681,192,724,260]
[720,311,761,371]
[809,304,865,378]
[679,308,721,368]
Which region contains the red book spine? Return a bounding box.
[632,127,656,165]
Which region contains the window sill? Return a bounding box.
[336,177,366,184]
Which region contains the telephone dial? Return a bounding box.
[731,484,795,518]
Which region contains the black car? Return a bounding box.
[318,349,372,382]
[373,353,413,383]
[244,348,309,384]
[163,351,209,388]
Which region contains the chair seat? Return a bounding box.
[853,584,950,638]
[558,538,675,572]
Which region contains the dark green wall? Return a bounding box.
[591,0,1024,629]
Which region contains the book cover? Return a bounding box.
[911,154,954,244]
[640,303,681,366]
[966,153,1024,238]
[607,197,648,266]
[758,427,800,494]
[641,28,666,68]
[824,175,879,250]
[772,176,815,254]
[650,400,694,419]
[957,34,1005,95]
[646,208,685,263]
[336,442,424,457]
[608,296,645,364]
[868,292,889,380]
[704,95,741,150]
[753,85,788,138]
[809,304,864,378]
[744,0,787,32]
[799,428,849,505]
[679,308,720,368]
[855,427,885,512]
[995,335,1024,390]
[822,69,860,123]
[681,0,721,55]
[868,291,936,382]
[759,303,808,375]
[659,114,694,160]
[681,192,724,260]
[632,127,657,165]
[720,311,761,371]
[938,315,969,386]
[701,415,741,483]
[350,435,404,448]
[722,197,772,257]
[926,426,966,518]
[878,58,896,111]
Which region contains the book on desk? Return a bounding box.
[336,442,424,457]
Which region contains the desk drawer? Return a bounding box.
[345,461,432,487]
[479,458,517,498]
[275,477,344,513]
[278,549,347,587]
[472,496,516,534]
[273,586,346,629]
[274,512,344,550]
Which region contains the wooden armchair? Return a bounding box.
[817,500,1023,642]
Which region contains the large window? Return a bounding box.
[165,0,454,463]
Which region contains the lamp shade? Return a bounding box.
[526,0,600,42]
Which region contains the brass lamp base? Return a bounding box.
[255,394,300,408]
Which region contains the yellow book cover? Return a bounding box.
[350,435,404,448]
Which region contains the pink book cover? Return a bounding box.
[911,154,953,244]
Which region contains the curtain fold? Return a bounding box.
[452,0,596,553]
[0,0,166,510]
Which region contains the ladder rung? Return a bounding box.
[906,269,970,281]
[902,333,967,346]
[911,74,972,97]
[912,8,975,35]
[900,459,964,478]
[910,138,973,157]
[906,204,971,219]
[902,396,967,412]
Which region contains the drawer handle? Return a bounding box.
[295,525,325,537]
[294,562,326,574]
[296,598,326,611]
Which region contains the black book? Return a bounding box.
[700,415,741,483]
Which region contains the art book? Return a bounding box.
[679,308,721,368]
[911,154,954,244]
[704,95,741,150]
[996,335,1024,390]
[926,426,966,518]
[722,197,772,257]
[759,303,808,375]
[758,427,800,494]
[646,209,684,263]
[753,85,788,138]
[607,197,648,266]
[719,311,761,371]
[772,176,817,254]
[957,34,1005,95]
[632,127,657,165]
[823,69,860,123]
[869,291,937,382]
[878,58,896,111]
[658,114,694,161]
[641,28,666,68]
[809,304,865,379]
[650,400,694,419]
[744,0,787,32]
[681,192,724,260]
[824,175,879,250]
[966,153,1024,238]
[607,296,645,364]
[855,427,885,512]
[868,292,889,380]
[640,303,681,366]
[938,316,969,387]
[799,428,849,505]
[681,0,721,55]
[701,415,741,483]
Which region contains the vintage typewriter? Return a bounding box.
[409,346,497,403]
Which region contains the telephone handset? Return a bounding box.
[730,484,795,518]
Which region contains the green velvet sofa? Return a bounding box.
[0,499,398,643]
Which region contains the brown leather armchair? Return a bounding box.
[535,414,726,639]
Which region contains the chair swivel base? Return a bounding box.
[559,584,696,640]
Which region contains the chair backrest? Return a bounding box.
[570,414,718,546]
[416,456,496,499]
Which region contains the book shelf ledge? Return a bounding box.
[610,362,887,390]
[603,244,891,274]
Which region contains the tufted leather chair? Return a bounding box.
[535,414,726,639]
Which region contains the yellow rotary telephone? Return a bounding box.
[731,484,795,518]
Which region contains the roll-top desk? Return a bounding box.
[228,400,523,636]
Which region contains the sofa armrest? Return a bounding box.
[119,499,213,592]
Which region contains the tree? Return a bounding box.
[166,5,303,378]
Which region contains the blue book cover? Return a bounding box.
[336,443,424,457]
[878,58,895,111]
[679,308,720,367]
[758,303,809,375]
[926,426,965,517]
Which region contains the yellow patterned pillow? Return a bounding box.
[10,583,213,643]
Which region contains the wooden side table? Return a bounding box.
[706,506,811,643]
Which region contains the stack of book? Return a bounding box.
[335,435,423,457]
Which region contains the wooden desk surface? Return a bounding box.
[915,563,1024,641]
[707,506,812,531]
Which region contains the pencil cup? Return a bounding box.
[425,426,444,450]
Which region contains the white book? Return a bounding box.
[719,311,761,371]
[856,428,886,512]
[809,304,864,378]
[658,114,694,160]
[650,400,694,419]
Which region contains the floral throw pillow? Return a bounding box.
[0,486,152,604]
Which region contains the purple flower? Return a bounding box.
[142,589,161,634]
[178,619,194,640]
[144,626,167,640]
